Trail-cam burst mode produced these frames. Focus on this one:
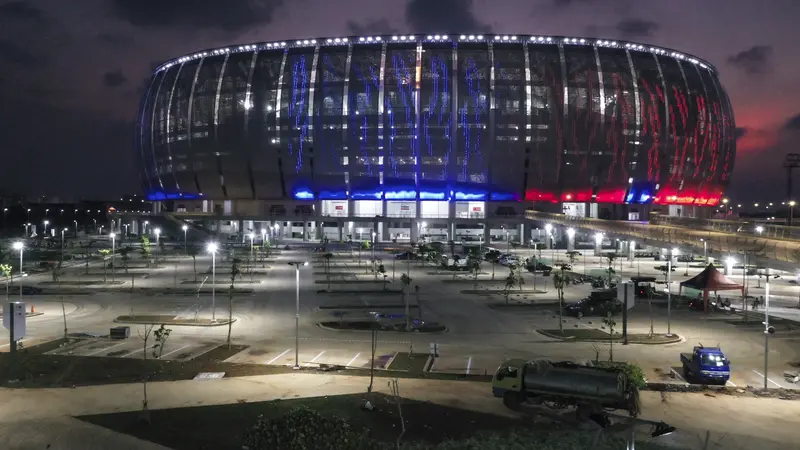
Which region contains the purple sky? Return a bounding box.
[1,0,798,203]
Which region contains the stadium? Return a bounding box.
[135,34,735,240]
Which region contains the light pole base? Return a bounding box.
[292,365,301,370]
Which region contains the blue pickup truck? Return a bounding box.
[680,346,730,385]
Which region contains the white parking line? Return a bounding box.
[159,344,193,359]
[309,351,325,363]
[726,380,737,387]
[752,369,782,388]
[466,357,472,375]
[346,353,361,367]
[86,342,126,357]
[266,349,291,365]
[122,348,145,358]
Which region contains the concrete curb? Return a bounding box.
[383,352,398,370]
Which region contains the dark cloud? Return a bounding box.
[727,45,773,75]
[785,114,800,132]
[406,0,491,33]
[96,32,133,48]
[0,41,44,67]
[109,0,285,31]
[103,70,128,88]
[615,18,659,38]
[735,127,748,140]
[0,1,45,21]
[346,18,398,36]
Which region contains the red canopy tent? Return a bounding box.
[679,264,744,313]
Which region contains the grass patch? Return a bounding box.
[537,329,682,344]
[387,352,429,373]
[461,289,548,294]
[39,280,125,285]
[78,393,530,450]
[487,302,559,309]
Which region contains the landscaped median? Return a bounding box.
[114,315,236,326]
[536,328,682,344]
[318,321,447,333]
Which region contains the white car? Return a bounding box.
[499,255,519,266]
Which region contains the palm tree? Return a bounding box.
[605,253,618,287]
[119,247,131,273]
[504,272,517,305]
[486,250,500,280]
[1,264,12,301]
[451,254,461,279]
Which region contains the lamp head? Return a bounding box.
[182,225,188,231]
[110,233,116,238]
[207,242,218,253]
[566,227,575,237]
[12,242,23,251]
[43,220,49,225]
[671,247,679,255]
[544,223,552,232]
[249,233,255,239]
[756,226,764,233]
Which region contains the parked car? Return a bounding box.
[394,252,416,260]
[565,294,621,318]
[525,261,552,275]
[499,255,520,266]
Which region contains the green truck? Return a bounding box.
[492,359,641,421]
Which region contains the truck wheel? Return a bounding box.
[502,392,524,411]
[682,367,692,383]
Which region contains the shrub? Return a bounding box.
[242,406,376,450]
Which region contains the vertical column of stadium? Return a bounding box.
[704,66,732,188]
[449,42,459,198]
[342,43,354,207]
[652,53,670,186]
[414,40,423,197]
[149,71,168,192]
[243,50,259,199]
[186,59,205,195]
[593,45,606,201]
[521,41,532,199]
[557,42,569,200]
[690,62,714,188]
[212,53,231,197]
[307,45,321,197]
[165,63,185,193]
[625,48,642,185]
[275,48,289,198]
[378,41,387,200]
[488,41,496,198]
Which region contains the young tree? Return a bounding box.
[448,239,456,256]
[417,243,429,267]
[467,250,482,289]
[566,250,580,267]
[98,249,111,282]
[486,250,501,280]
[52,261,68,338]
[138,324,156,424]
[83,240,93,275]
[1,264,11,301]
[152,324,172,359]
[323,252,333,290]
[378,263,387,290]
[503,266,519,305]
[602,314,617,362]
[187,244,199,282]
[119,247,131,273]
[226,258,241,349]
[605,253,618,286]
[401,273,412,330]
[553,266,570,333]
[451,254,462,279]
[140,236,152,267]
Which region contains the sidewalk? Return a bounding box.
[0,373,798,449]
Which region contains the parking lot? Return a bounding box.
[46,336,220,361]
[228,338,402,369]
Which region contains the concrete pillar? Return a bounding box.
[567,231,575,251]
[238,220,244,242]
[449,221,455,241]
[410,219,419,243]
[302,221,308,241]
[483,223,491,246]
[594,237,602,256]
[518,223,525,245]
[628,240,635,262]
[338,221,344,242]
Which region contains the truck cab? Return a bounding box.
[492,359,526,400]
[680,346,730,385]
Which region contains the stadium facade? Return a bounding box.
[135,34,735,239]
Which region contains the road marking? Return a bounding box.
[670,368,686,383]
[0,339,26,349]
[466,357,472,375]
[266,349,291,365]
[86,342,126,357]
[309,350,325,363]
[122,348,145,358]
[752,369,782,388]
[159,344,193,359]
[346,353,361,367]
[726,380,737,387]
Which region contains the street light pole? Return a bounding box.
[249,233,255,265]
[764,267,771,389]
[789,201,796,226]
[667,247,678,336]
[183,225,188,254]
[207,242,218,321]
[61,228,67,263]
[289,261,308,369]
[110,233,116,283]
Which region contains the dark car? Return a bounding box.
[566,296,622,318]
[394,252,416,260]
[526,261,552,275]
